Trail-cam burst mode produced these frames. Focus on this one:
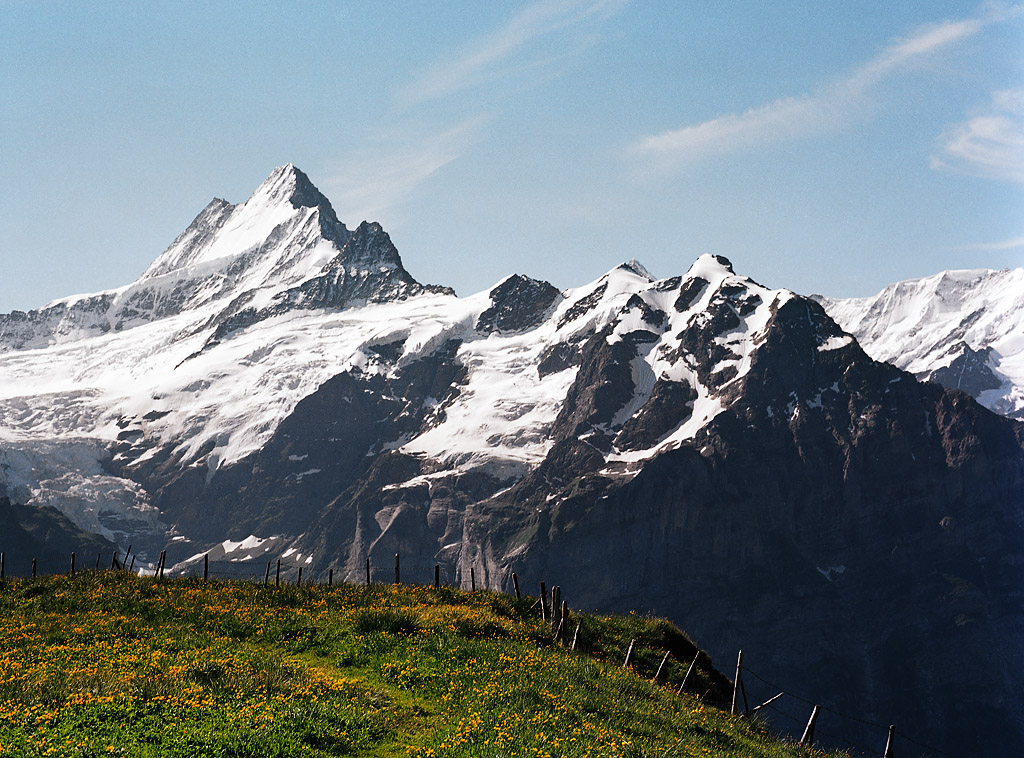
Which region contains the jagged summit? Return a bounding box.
[330,221,405,272]
[251,164,343,224]
[0,167,461,354]
[141,164,350,281]
[618,259,655,280]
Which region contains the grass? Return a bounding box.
[0,572,844,757]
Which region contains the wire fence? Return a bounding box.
[171,557,470,587]
[739,663,955,758]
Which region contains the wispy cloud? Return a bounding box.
[956,235,1024,251]
[323,119,486,224]
[629,7,1019,170]
[395,0,628,107]
[931,88,1024,184]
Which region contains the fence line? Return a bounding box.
[0,547,958,757]
[741,663,954,758]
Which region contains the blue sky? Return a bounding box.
[2,1,1022,312]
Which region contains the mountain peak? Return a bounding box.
[617,259,655,280]
[138,165,350,284]
[335,221,404,271]
[250,164,341,224]
[686,254,735,279]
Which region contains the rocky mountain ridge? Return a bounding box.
[1,166,1023,755]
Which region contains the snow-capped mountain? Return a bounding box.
[1,166,1023,756]
[0,164,449,355]
[0,165,452,551]
[815,267,1024,420]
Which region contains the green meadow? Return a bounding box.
[0,572,842,757]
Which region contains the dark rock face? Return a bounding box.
[926,342,1003,397]
[674,276,708,312]
[548,329,638,450]
[467,298,1024,757]
[0,496,117,576]
[615,379,696,450]
[537,339,584,378]
[476,275,561,334]
[125,338,470,547]
[558,282,607,329]
[281,221,455,308]
[622,294,666,327]
[285,166,349,245]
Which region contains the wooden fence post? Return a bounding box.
[655,651,671,681]
[329,568,333,586]
[679,654,699,694]
[434,565,440,589]
[366,557,371,585]
[731,650,744,716]
[394,552,400,585]
[571,621,582,651]
[128,555,135,574]
[558,600,568,641]
[275,559,281,587]
[32,558,37,578]
[551,586,562,629]
[95,552,101,570]
[539,582,548,621]
[297,567,302,587]
[883,725,895,758]
[749,692,785,718]
[264,562,270,585]
[123,545,132,572]
[159,550,166,580]
[511,573,520,599]
[70,552,75,576]
[623,638,637,669]
[799,705,820,745]
[470,567,475,591]
[1,552,4,579]
[203,554,209,583]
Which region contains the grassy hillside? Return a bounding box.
[0,572,841,757]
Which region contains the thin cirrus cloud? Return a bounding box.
[629,9,1014,170]
[957,235,1024,251]
[394,0,629,107]
[323,119,487,226]
[337,0,628,222]
[931,88,1024,184]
